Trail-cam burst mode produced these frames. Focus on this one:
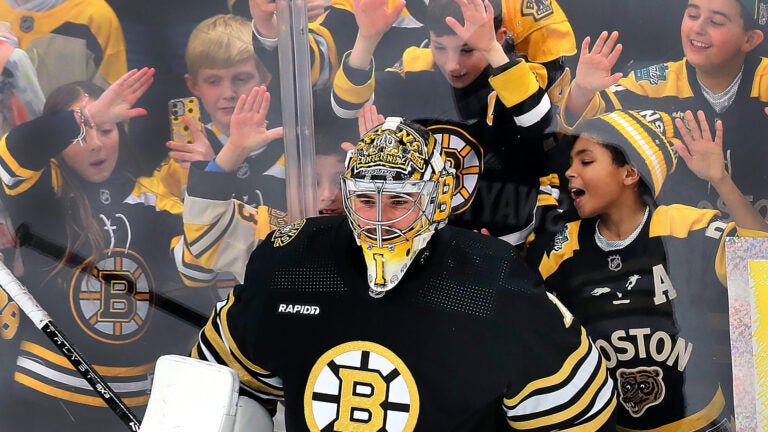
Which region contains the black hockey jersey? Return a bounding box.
[0,112,216,429]
[150,122,287,212]
[333,50,555,243]
[193,216,616,430]
[537,205,763,430]
[560,55,768,222]
[250,0,575,88]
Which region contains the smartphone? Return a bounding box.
[168,97,203,144]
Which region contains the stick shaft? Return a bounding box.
[0,260,142,431]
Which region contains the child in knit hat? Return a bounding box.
[559,0,768,223]
[535,109,767,431]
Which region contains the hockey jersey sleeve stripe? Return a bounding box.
[332,93,373,119]
[184,195,276,283]
[332,51,376,111]
[504,327,590,407]
[195,298,284,398]
[15,373,149,407]
[489,60,545,109]
[514,95,552,128]
[558,396,617,432]
[307,22,339,87]
[0,135,42,194]
[185,203,237,257]
[506,352,611,429]
[506,344,614,430]
[504,337,604,419]
[172,239,217,286]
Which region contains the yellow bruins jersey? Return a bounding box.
[538,205,768,430]
[0,0,127,95]
[193,216,617,430]
[332,47,550,119]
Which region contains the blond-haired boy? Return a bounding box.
[154,14,287,213]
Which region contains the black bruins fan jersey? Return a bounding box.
[193,216,616,430]
[249,0,575,89]
[538,205,767,431]
[0,112,216,429]
[150,122,287,212]
[560,55,768,222]
[0,0,127,96]
[333,52,553,244]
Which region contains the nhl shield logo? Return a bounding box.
[20,16,34,33]
[236,162,250,179]
[608,255,622,271]
[100,189,111,204]
[522,0,554,21]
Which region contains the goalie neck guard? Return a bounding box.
[342,117,455,297]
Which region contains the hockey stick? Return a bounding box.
[15,223,209,328]
[0,259,142,431]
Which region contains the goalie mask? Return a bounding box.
[342,117,455,297]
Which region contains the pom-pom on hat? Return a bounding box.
[577,110,679,197]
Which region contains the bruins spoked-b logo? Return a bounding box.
[69,249,153,344]
[427,124,482,215]
[304,341,420,431]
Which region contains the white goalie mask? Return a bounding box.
[341,117,455,297]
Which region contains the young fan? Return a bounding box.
[560,0,768,220]
[537,109,767,430]
[0,69,217,430]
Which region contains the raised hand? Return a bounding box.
[88,68,155,125]
[166,117,215,169]
[215,86,284,172]
[353,0,405,40]
[572,31,624,95]
[565,31,623,117]
[445,0,497,55]
[673,110,727,184]
[357,102,384,137]
[676,110,768,232]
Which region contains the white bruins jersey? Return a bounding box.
[193,216,616,430]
